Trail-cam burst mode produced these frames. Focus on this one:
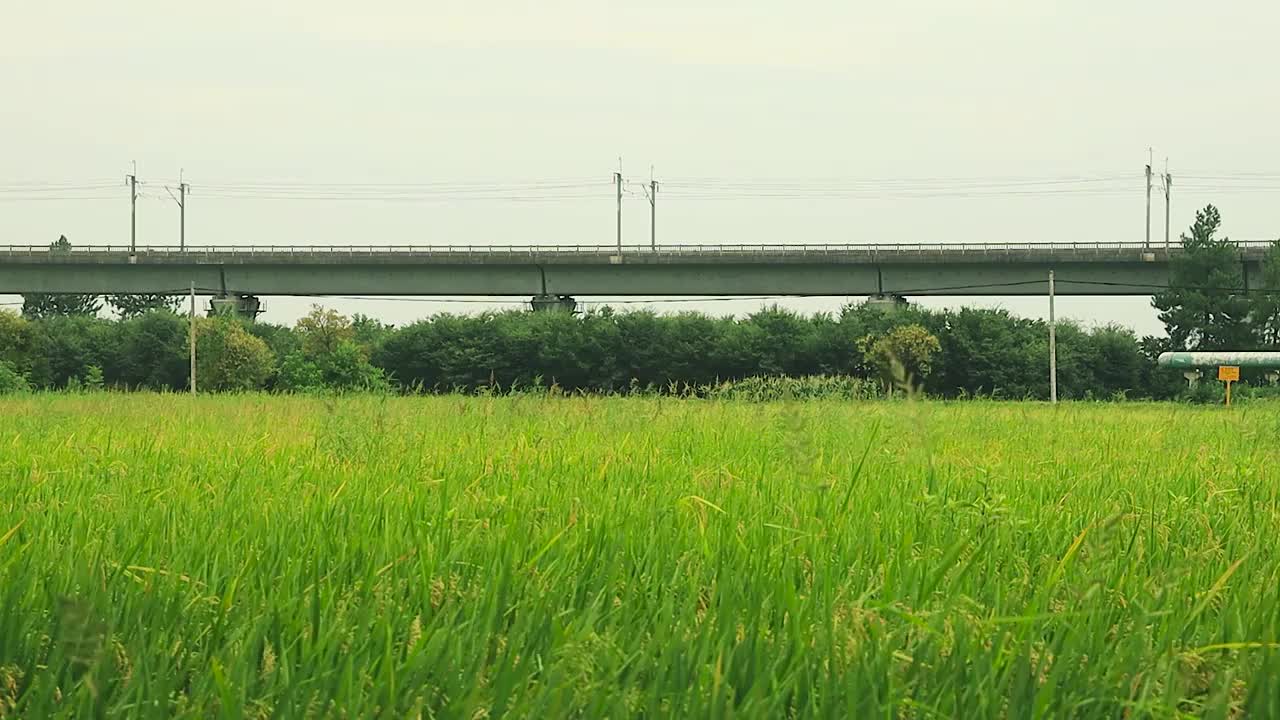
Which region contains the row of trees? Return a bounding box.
[2,205,1277,398]
[0,307,387,393]
[0,301,1209,399]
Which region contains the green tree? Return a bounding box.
[1249,239,1280,348]
[116,311,190,390]
[351,313,393,352]
[1152,205,1255,351]
[1087,325,1146,398]
[24,315,119,388]
[276,353,326,392]
[0,309,34,376]
[319,340,389,391]
[195,317,275,391]
[277,340,388,392]
[0,360,29,394]
[107,293,180,319]
[281,307,387,392]
[857,323,941,395]
[296,305,355,355]
[247,322,303,366]
[21,236,102,319]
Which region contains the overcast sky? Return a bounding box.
[3,1,1278,335]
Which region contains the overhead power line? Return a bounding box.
[3,169,1280,203]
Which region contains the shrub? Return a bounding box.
[195,318,276,391]
[0,360,29,394]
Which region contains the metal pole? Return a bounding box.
[1048,270,1057,404]
[189,282,197,394]
[180,169,188,252]
[649,179,657,251]
[1144,162,1152,250]
[615,170,623,257]
[1163,170,1171,251]
[128,161,138,255]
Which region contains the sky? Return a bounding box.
[3,0,1279,335]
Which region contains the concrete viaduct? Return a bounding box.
[1,241,1271,313]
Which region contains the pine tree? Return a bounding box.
[1151,205,1256,351]
[1248,239,1280,348]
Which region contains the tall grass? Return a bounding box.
[1,395,1279,717]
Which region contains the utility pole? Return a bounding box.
[1163,161,1172,251]
[189,281,197,394]
[643,166,658,251]
[614,161,623,257]
[165,169,191,251]
[1144,152,1153,250]
[1048,270,1058,404]
[179,169,189,252]
[127,161,138,255]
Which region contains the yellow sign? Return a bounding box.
[1219,366,1241,382]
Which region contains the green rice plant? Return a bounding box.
[1,395,1279,717]
[704,375,879,402]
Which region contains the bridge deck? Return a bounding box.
[0,241,1271,265]
[0,242,1270,297]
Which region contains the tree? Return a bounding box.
[1086,325,1146,398]
[107,293,180,319]
[351,314,393,351]
[276,353,326,392]
[277,340,388,392]
[247,322,303,366]
[280,307,387,392]
[0,309,34,376]
[116,311,189,390]
[296,305,354,355]
[21,236,102,319]
[24,315,118,388]
[1152,205,1255,351]
[1249,239,1280,348]
[195,317,275,391]
[0,360,28,394]
[857,323,941,395]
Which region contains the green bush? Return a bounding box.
[277,353,326,393]
[0,360,29,394]
[195,317,276,392]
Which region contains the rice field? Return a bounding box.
[2,395,1280,718]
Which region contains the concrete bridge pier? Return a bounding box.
[866,293,909,312]
[208,293,262,319]
[529,294,578,313]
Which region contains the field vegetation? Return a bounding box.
[2,395,1279,717]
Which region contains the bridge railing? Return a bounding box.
[0,241,1274,255]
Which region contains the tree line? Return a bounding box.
[1,205,1277,399]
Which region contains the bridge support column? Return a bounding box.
[865,294,908,313]
[529,294,577,313]
[1183,370,1202,388]
[208,293,262,320]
